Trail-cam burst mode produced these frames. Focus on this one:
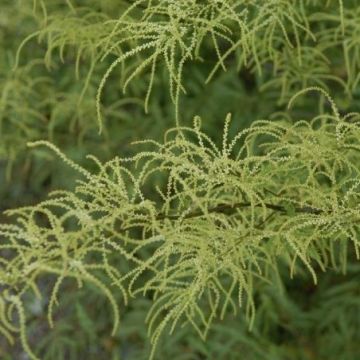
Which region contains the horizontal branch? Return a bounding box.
[156,201,323,221]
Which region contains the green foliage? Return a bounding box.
[1,88,360,358]
[1,0,360,359]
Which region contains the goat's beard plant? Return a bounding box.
[1,1,360,359]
